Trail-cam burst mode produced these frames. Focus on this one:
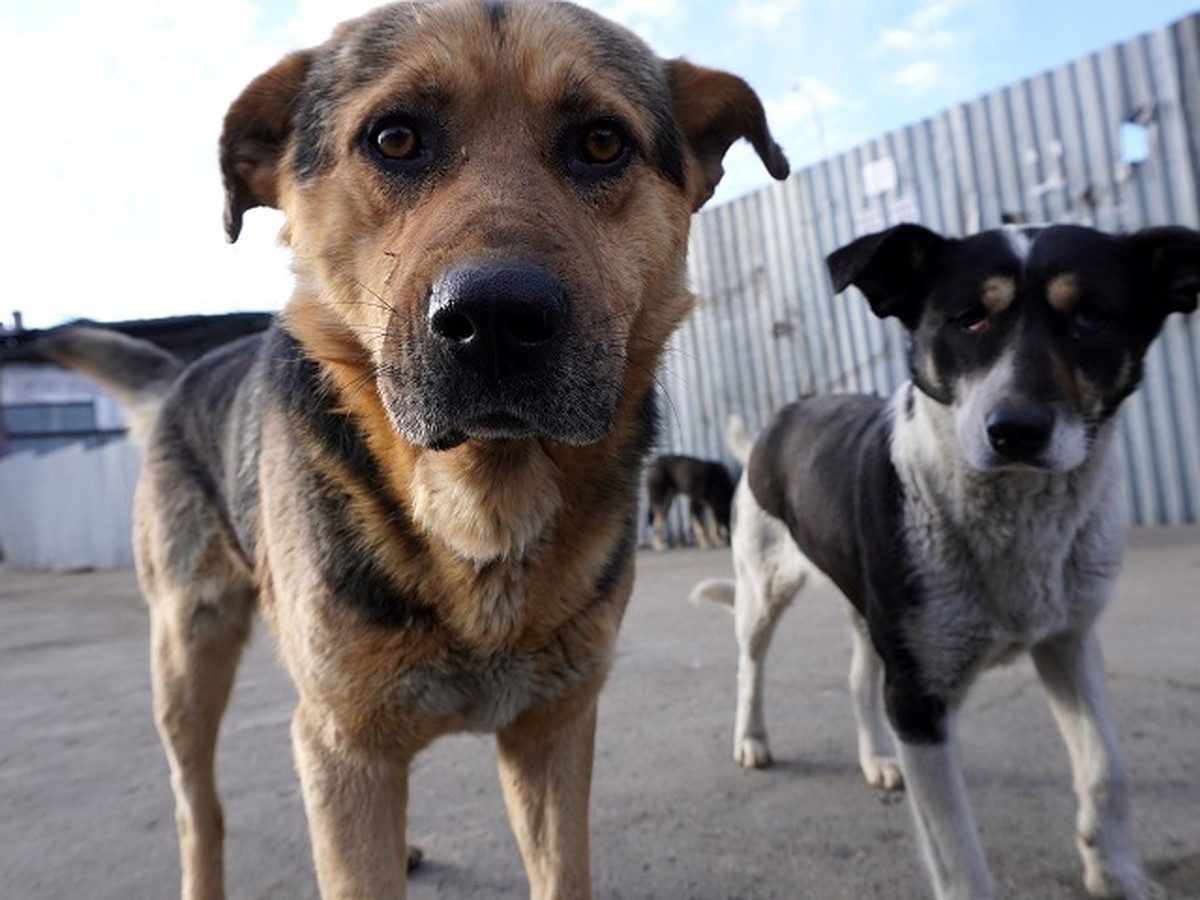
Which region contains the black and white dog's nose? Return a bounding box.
[985,403,1054,460]
[428,260,567,376]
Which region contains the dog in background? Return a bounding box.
[645,453,735,550]
[694,221,1200,899]
[42,3,788,897]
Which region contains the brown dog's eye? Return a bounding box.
[365,114,440,176]
[582,126,624,165]
[375,123,421,161]
[566,119,633,182]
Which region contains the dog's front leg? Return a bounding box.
[496,693,599,900]
[897,717,994,900]
[292,702,411,899]
[1032,632,1151,899]
[690,499,712,549]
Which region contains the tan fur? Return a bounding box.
[981,274,1016,316]
[1046,272,1081,313]
[85,3,790,899]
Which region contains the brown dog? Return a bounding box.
[41,1,788,897]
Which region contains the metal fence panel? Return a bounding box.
[0,440,140,571]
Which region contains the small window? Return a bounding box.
[1120,121,1151,166]
[1,401,96,435]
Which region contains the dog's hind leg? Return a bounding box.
[1032,632,1151,899]
[700,503,727,548]
[848,612,903,791]
[649,483,676,552]
[731,560,796,769]
[650,503,670,552]
[690,497,712,549]
[728,483,804,768]
[146,566,254,900]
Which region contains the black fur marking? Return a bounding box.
[854,420,947,745]
[632,388,661,461]
[479,0,507,30]
[593,513,637,603]
[268,326,438,630]
[292,5,425,180]
[307,473,439,631]
[154,334,266,568]
[292,75,339,180]
[886,681,948,744]
[268,328,382,485]
[746,395,949,745]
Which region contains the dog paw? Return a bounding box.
[860,755,904,792]
[406,845,424,872]
[735,737,772,769]
[1083,858,1160,899]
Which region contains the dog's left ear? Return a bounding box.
[1128,225,1200,315]
[665,60,790,211]
[826,223,949,328]
[219,50,314,243]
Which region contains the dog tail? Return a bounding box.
[39,326,183,447]
[725,415,755,465]
[689,577,736,611]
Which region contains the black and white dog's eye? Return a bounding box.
[565,120,634,182]
[954,307,990,334]
[1072,305,1109,337]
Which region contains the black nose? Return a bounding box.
[428,260,567,376]
[985,403,1054,459]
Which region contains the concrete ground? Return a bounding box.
[1,527,1198,899]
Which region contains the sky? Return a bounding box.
[2,0,1197,330]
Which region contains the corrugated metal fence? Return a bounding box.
[655,12,1200,531]
[0,441,140,571]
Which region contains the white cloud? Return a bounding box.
[766,79,843,125]
[893,60,944,96]
[758,79,842,161]
[868,0,967,58]
[733,0,803,29]
[910,0,965,32]
[871,25,957,54]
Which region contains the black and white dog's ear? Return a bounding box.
[1129,225,1200,315]
[826,223,947,328]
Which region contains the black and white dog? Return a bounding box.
[693,222,1200,899]
[645,453,735,550]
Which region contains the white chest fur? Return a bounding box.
[890,387,1126,693]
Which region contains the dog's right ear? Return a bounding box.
[219,50,314,243]
[1128,225,1200,316]
[826,223,947,328]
